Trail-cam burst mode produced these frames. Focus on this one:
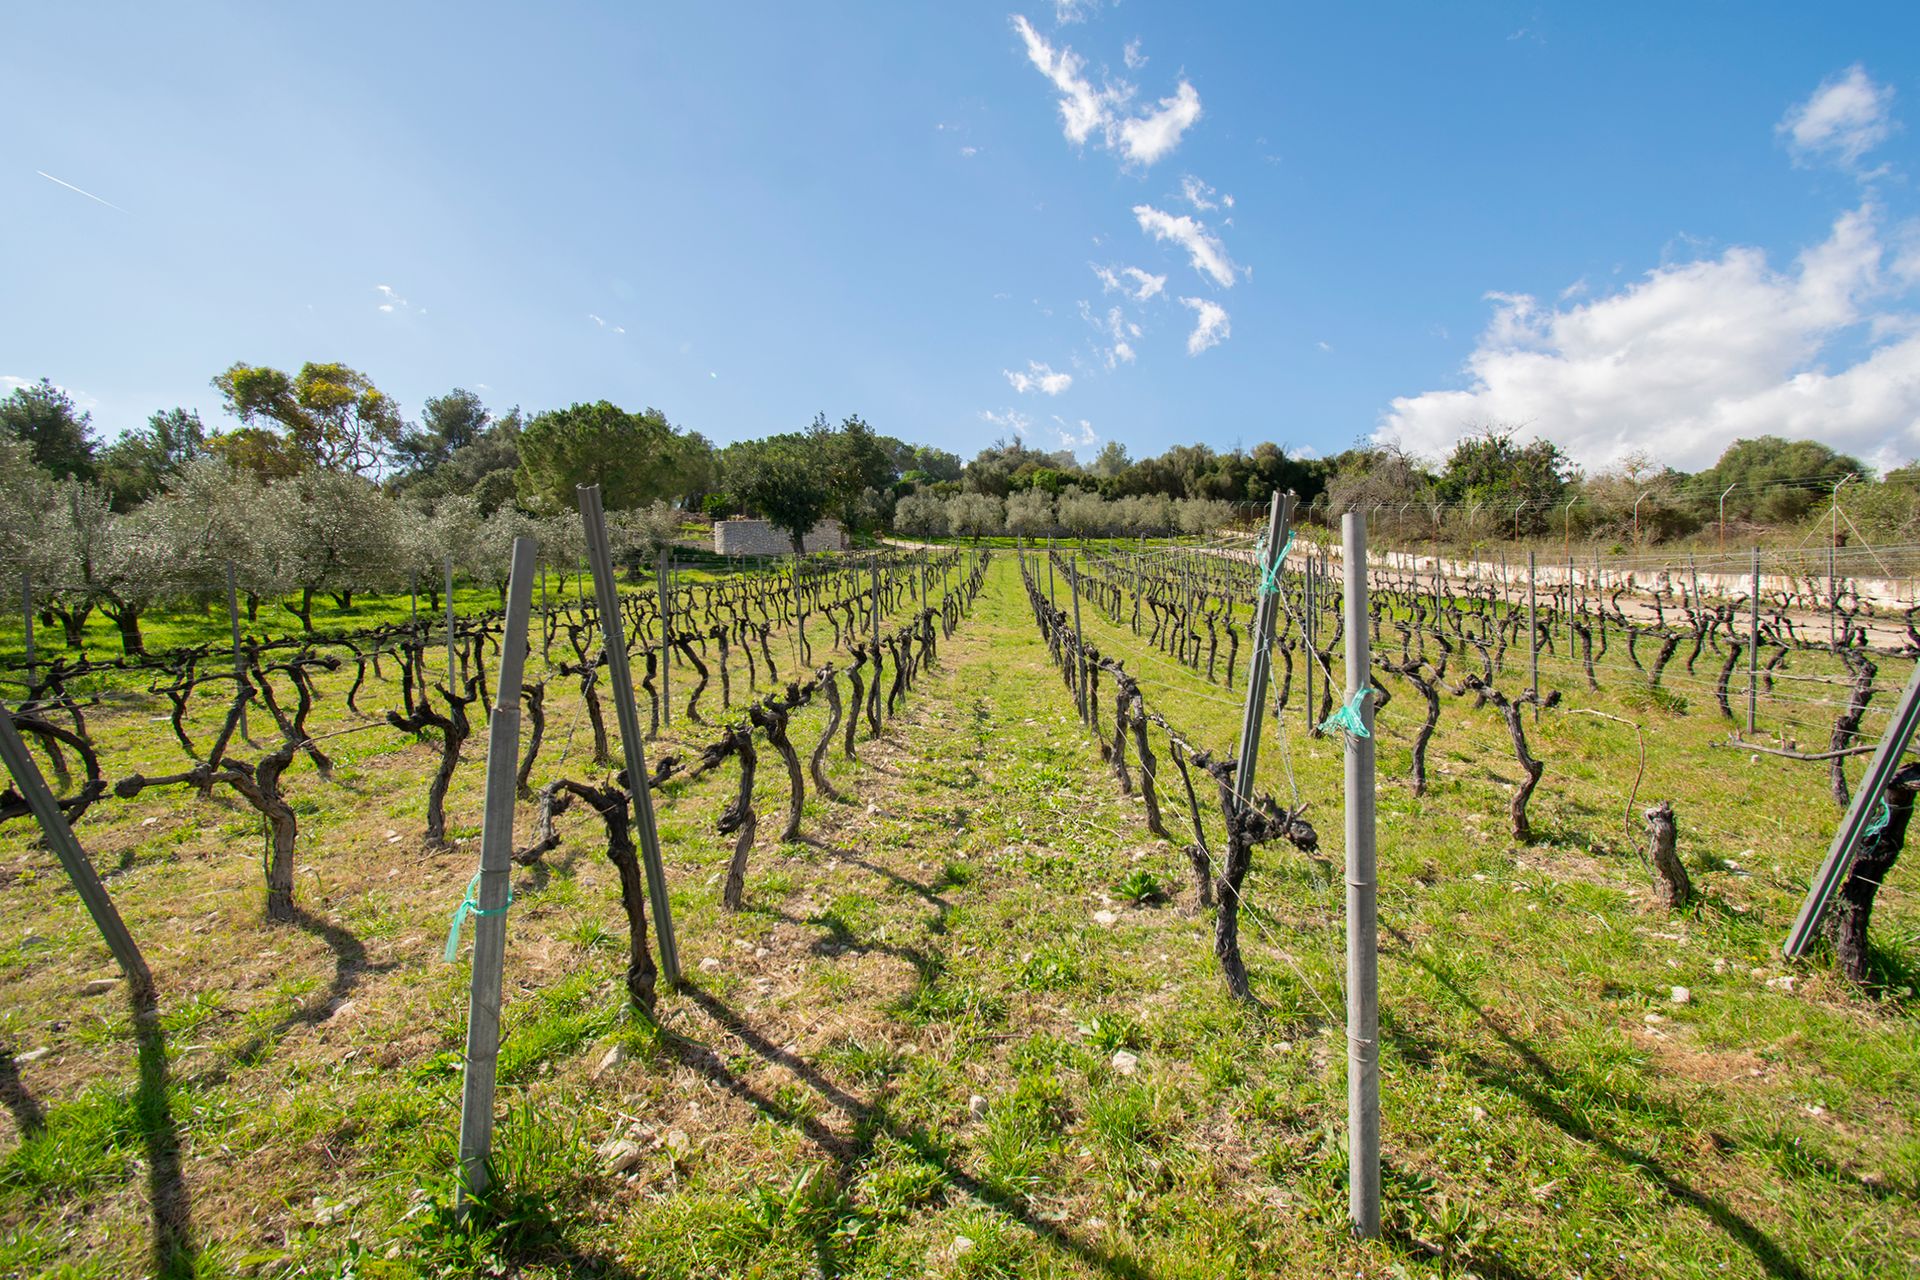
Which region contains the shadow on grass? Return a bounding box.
[200,907,397,1080]
[131,989,196,1279]
[0,1047,46,1137]
[670,982,1153,1280]
[1382,923,1812,1280]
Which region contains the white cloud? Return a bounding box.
[1123,38,1146,70]
[1317,340,1333,353]
[1380,205,1920,472]
[1010,18,1202,168]
[1180,297,1230,354]
[587,313,606,327]
[375,284,410,314]
[1179,175,1220,211]
[981,408,1033,437]
[960,145,980,157]
[1054,0,1098,24]
[1092,263,1166,301]
[1779,65,1896,169]
[1134,204,1239,288]
[1005,360,1074,395]
[1051,415,1099,449]
[1117,82,1202,166]
[1012,15,1112,146]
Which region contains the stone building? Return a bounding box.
[712,518,849,556]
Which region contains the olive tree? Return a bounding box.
[944,492,1003,542]
[264,470,406,630]
[1005,490,1056,538]
[893,488,950,539]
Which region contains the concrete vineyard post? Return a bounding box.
[455,535,536,1210]
[577,485,681,987]
[0,700,153,1003]
[1342,511,1381,1240]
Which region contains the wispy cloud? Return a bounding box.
[1134,205,1239,288]
[1010,18,1203,168]
[1054,0,1098,25]
[1123,38,1146,70]
[35,170,126,213]
[1180,297,1231,355]
[1051,414,1099,449]
[1117,82,1202,166]
[1092,263,1166,301]
[1179,174,1232,213]
[980,407,1033,437]
[586,312,627,334]
[375,284,410,314]
[1005,360,1074,395]
[1779,64,1897,170]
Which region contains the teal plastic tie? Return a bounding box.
[1861,793,1893,845]
[1318,687,1373,739]
[1255,531,1295,596]
[444,869,513,963]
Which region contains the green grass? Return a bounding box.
[0,553,1915,1277]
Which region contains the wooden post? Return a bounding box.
[578,485,681,987]
[0,700,153,1001]
[454,536,536,1209]
[1341,511,1380,1239]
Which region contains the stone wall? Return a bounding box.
[712,518,848,556]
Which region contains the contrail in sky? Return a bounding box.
[35,170,127,213]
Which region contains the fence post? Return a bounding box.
[1233,491,1294,798]
[226,561,248,740]
[1341,511,1381,1239]
[444,556,457,681]
[0,700,153,1001]
[1070,553,1088,725]
[578,485,681,988]
[657,550,672,728]
[1828,542,1838,650]
[1749,548,1761,735]
[454,535,536,1210]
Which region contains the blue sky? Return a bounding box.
[6,3,1919,474]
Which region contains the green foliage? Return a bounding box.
[0,377,97,480]
[1435,426,1573,533]
[1696,435,1864,522]
[515,400,700,512]
[211,361,403,476]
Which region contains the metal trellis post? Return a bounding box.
[1342,511,1380,1240]
[455,535,536,1210]
[578,485,681,987]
